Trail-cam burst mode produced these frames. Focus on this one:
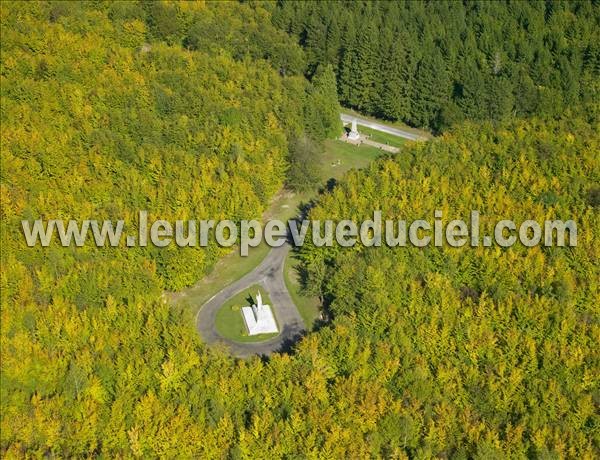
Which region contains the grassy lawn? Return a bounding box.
[264,189,312,222]
[358,125,406,148]
[283,253,320,329]
[176,140,385,314]
[174,138,389,324]
[214,284,279,343]
[320,139,385,182]
[172,190,308,315]
[173,241,271,316]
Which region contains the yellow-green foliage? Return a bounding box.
[1,2,599,458]
[299,118,600,457]
[1,1,306,293]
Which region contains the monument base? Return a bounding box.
[242,305,278,335]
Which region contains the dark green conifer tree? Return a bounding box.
[352,20,378,112]
[304,64,342,140]
[378,36,410,121]
[411,47,450,128]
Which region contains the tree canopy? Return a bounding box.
[274,0,600,131]
[1,1,598,458]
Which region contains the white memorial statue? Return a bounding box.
[348,118,360,141]
[241,290,278,336]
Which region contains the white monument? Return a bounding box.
[348,118,360,141]
[241,291,278,335]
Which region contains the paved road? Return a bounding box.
[340,113,428,141]
[197,115,419,357]
[196,243,305,358]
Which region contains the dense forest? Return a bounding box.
[274,0,600,131]
[298,118,599,456]
[1,1,339,294]
[1,0,599,458]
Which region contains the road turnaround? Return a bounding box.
[195,116,413,358]
[196,243,305,358]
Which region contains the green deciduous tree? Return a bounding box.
[286,135,321,192]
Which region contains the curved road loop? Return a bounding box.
[198,115,418,357]
[196,243,305,358]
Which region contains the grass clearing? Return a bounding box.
[214,284,278,342]
[320,139,385,182]
[171,190,307,315]
[172,241,271,316]
[175,137,393,325]
[284,253,320,329]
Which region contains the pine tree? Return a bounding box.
[304,64,342,140]
[513,65,538,117]
[352,20,378,112]
[486,75,515,121]
[286,135,321,192]
[455,59,488,121]
[411,47,450,128]
[337,15,357,107]
[378,37,410,121]
[324,16,341,70]
[304,11,328,76]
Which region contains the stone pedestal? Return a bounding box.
[241,291,278,335]
[347,118,360,141]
